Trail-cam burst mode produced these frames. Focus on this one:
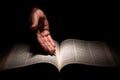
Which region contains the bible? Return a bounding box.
[2,39,116,71]
[1,38,119,80]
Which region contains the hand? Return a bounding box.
[30,8,55,55]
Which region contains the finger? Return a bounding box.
[37,32,48,51]
[37,31,54,53]
[43,37,52,51]
[47,35,56,47]
[43,36,55,54]
[37,35,47,51]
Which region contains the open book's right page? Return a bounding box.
[60,39,116,69]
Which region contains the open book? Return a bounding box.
[2,39,116,72]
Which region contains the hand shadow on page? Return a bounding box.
[30,41,49,56]
[29,31,50,56]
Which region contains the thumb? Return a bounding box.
[31,13,39,30]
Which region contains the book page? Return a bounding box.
[26,40,60,68]
[60,39,76,69]
[86,41,116,66]
[72,39,94,65]
[3,40,60,70]
[60,39,116,69]
[39,40,60,68]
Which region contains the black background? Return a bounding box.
[0,63,120,80]
[0,0,119,55]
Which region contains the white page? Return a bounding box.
[60,39,76,69]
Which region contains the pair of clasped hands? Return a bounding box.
[30,8,55,55]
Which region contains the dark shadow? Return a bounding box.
[30,42,49,56]
[60,64,120,80]
[29,31,49,56]
[0,63,59,80]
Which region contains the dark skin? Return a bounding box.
[30,8,56,55]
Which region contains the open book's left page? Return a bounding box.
[2,40,59,70]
